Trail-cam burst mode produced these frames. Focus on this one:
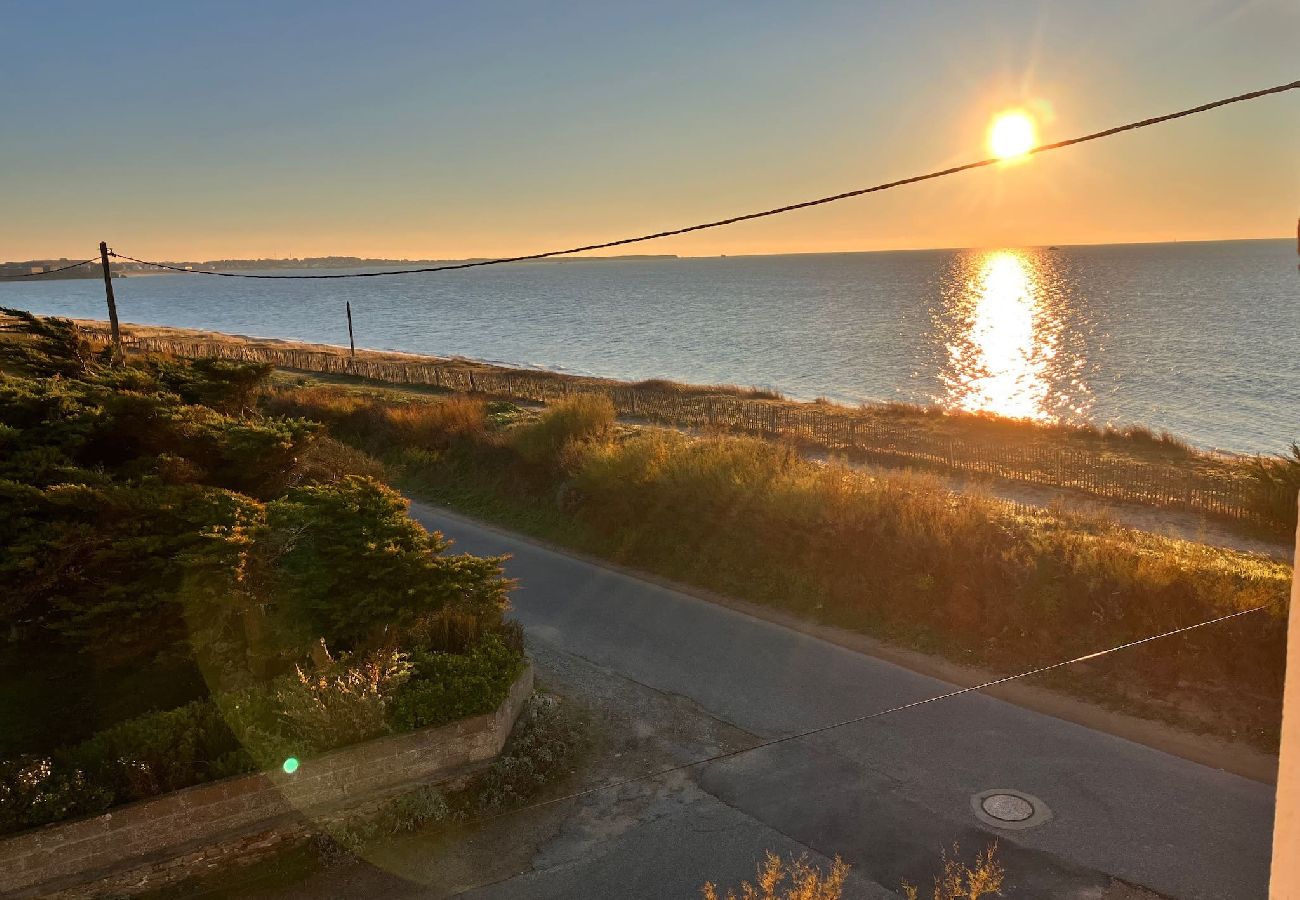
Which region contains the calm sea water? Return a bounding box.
[3,239,1296,453]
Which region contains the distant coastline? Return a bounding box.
[3,236,1289,275]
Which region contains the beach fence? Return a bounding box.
[107,329,1283,531]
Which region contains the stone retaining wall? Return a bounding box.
[0,662,533,898]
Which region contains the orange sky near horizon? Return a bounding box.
[3,2,1297,262]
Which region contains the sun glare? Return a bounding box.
[987,110,1037,160]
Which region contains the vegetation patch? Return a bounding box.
[97,323,1295,534]
[266,377,1293,749]
[313,691,584,860]
[0,311,524,837]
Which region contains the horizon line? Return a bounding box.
[12,233,1291,269]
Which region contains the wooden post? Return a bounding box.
[345,301,355,359]
[98,241,124,366]
[1272,491,1300,897]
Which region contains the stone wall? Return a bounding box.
[0,662,533,899]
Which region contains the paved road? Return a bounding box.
[409,500,1276,899]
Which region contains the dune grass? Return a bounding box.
[83,322,1294,533]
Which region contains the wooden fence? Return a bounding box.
[110,330,1280,530]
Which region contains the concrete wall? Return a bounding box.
[0,662,533,899]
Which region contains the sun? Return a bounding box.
[987,110,1037,160]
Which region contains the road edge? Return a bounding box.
[410,497,1280,785]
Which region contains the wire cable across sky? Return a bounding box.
[106,78,1300,279]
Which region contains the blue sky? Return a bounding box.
[2,0,1296,259]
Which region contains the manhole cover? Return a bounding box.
[981,793,1034,821]
[970,789,1052,830]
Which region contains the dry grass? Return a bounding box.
[385,395,488,446]
[634,377,784,401]
[902,844,1004,900]
[263,386,487,452]
[83,321,1291,531]
[702,852,850,900]
[511,394,615,467]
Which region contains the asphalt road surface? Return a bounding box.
[401,500,1275,899]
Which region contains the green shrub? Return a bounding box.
[215,650,411,766]
[156,357,273,414]
[0,756,114,833]
[0,314,525,836]
[390,634,524,732]
[0,309,92,377]
[268,652,409,752]
[262,476,510,650]
[1,480,262,661]
[66,700,248,804]
[0,698,257,836]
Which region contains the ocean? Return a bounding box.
[3,239,1295,454]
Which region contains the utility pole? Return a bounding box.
[98,241,124,366]
[1272,492,1300,898]
[346,301,356,359]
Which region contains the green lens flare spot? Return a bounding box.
[282,757,300,774]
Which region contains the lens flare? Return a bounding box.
[988,110,1037,160]
[282,757,300,774]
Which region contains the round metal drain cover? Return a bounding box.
[982,793,1034,821]
[971,789,1051,830]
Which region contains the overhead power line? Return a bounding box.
[109,78,1300,280]
[13,257,100,277]
[476,601,1274,825]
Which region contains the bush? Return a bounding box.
[0,309,92,378]
[0,638,525,836]
[390,634,524,731]
[273,653,408,752]
[66,700,249,804]
[475,693,583,812]
[154,357,274,414]
[0,314,526,836]
[0,699,253,835]
[0,756,114,833]
[1250,442,1300,533]
[262,476,510,650]
[293,435,388,484]
[2,480,263,662]
[511,394,615,468]
[217,650,411,766]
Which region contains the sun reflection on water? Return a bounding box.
[939,250,1080,421]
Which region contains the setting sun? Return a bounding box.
[987,110,1037,159]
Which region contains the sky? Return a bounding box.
[2,0,1297,261]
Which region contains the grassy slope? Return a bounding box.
[98,321,1289,537]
